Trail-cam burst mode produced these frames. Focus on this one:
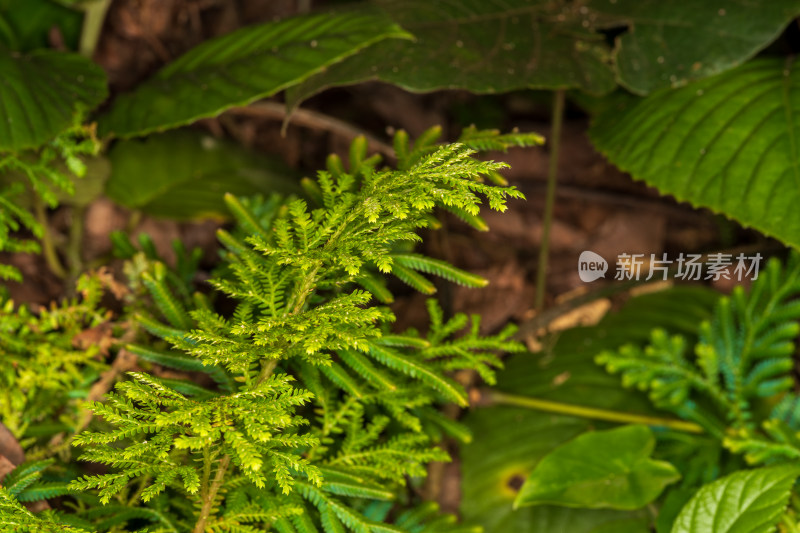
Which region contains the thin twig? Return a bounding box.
[517,181,716,221]
[227,102,396,159]
[515,277,650,342]
[515,242,785,342]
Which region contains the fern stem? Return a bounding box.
[128,474,153,506]
[256,358,279,386]
[535,89,565,311]
[33,196,67,279]
[289,266,320,314]
[192,353,279,531]
[193,454,231,533]
[487,390,704,434]
[66,205,86,282]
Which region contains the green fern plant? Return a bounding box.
[0,133,534,533]
[0,124,101,281]
[596,253,800,467]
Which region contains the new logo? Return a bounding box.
[578,251,608,282]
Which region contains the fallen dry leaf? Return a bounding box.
[0,421,24,485]
[72,322,115,356]
[0,455,15,484]
[0,422,24,466]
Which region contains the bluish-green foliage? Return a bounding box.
[597,253,800,466]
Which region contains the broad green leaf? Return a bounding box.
[287,0,799,109]
[671,466,800,533]
[286,0,618,109]
[56,156,109,207]
[0,49,107,152]
[593,0,800,94]
[461,287,718,532]
[106,130,299,220]
[514,425,680,510]
[462,408,650,533]
[590,59,800,248]
[98,10,410,138]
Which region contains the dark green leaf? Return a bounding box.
[0,0,83,52]
[594,0,800,94]
[286,0,618,109]
[515,425,680,510]
[98,10,411,138]
[106,130,299,220]
[288,0,800,108]
[590,59,800,248]
[671,466,800,533]
[0,49,107,152]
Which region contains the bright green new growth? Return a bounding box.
[0,272,108,441]
[62,136,526,532]
[596,253,800,466]
[0,486,85,533]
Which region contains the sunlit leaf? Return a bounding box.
[671,466,800,533]
[515,425,680,510]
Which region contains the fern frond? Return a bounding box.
[339,350,399,392]
[317,467,396,501]
[0,487,89,532]
[84,503,180,531]
[441,204,489,231]
[142,264,192,330]
[390,263,437,294]
[457,125,544,152]
[354,273,394,304]
[16,482,73,502]
[0,124,100,280]
[366,343,468,407]
[392,253,488,288]
[129,344,234,391]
